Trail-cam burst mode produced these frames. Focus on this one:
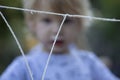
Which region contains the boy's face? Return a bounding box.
[31,14,82,54]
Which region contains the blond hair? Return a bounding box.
[23,0,92,26]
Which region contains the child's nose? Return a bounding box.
[52,23,63,34]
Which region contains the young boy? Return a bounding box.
[1,0,119,80]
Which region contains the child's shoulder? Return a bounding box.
[17,44,48,64]
[76,49,100,63]
[70,44,99,62]
[77,49,97,59]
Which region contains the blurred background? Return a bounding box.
[0,0,120,77]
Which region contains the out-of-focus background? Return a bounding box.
[0,0,120,77]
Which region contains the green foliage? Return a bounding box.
[88,0,120,77]
[0,0,25,74]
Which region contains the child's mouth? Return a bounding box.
[54,40,64,46]
[50,36,64,46]
[50,40,64,46]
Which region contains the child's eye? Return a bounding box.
[64,18,73,24]
[42,18,52,24]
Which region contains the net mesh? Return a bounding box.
[0,5,120,80]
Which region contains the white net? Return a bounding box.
[0,5,120,80]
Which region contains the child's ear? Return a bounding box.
[76,18,84,31]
